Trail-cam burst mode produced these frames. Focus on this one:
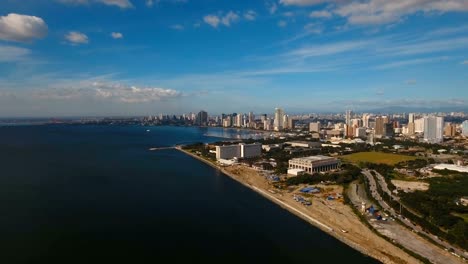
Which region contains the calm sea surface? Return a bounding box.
[0,125,379,263]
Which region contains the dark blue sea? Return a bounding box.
[0,125,379,263]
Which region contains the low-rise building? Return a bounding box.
[433,164,468,173]
[288,168,305,176]
[285,141,321,148]
[215,143,261,160]
[288,155,340,174]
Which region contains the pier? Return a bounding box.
[148,146,177,151]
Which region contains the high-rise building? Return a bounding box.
[375,117,385,136]
[283,114,290,130]
[355,127,367,138]
[424,116,444,143]
[309,122,321,132]
[195,110,208,126]
[408,113,415,123]
[414,118,425,133]
[346,110,353,126]
[362,114,370,128]
[274,108,284,131]
[444,123,456,137]
[407,113,416,135]
[462,120,468,136]
[248,112,255,127]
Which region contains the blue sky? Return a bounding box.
[0,0,468,116]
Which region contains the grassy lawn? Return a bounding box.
[452,212,468,223]
[341,152,417,166]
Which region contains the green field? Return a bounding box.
[341,152,417,166]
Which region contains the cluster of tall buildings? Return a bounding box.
[150,108,468,144]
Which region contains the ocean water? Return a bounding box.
[0,125,379,263]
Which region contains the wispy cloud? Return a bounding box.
[375,57,448,70]
[461,60,468,65]
[110,32,123,39]
[278,20,287,27]
[309,10,332,19]
[0,44,31,62]
[65,31,89,45]
[244,10,257,21]
[170,24,184,30]
[57,0,134,9]
[203,11,248,28]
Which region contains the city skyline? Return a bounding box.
[1,1,468,116]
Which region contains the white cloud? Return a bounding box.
[221,11,240,26]
[92,82,182,103]
[278,20,287,27]
[283,11,295,17]
[336,0,468,25]
[110,32,123,39]
[462,60,468,65]
[286,40,369,59]
[57,0,133,9]
[204,11,240,28]
[310,10,332,18]
[170,24,184,30]
[0,44,31,62]
[279,0,327,6]
[0,13,48,42]
[244,10,257,21]
[65,31,89,45]
[203,15,220,28]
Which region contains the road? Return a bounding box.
[362,169,467,261]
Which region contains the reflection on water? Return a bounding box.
[202,127,270,140]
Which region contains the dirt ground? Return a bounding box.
[391,180,429,192]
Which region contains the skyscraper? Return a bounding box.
[375,117,385,136]
[424,116,444,143]
[346,110,353,126]
[462,120,468,136]
[274,108,284,131]
[195,110,208,126]
[406,113,416,135]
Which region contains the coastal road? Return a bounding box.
[362,170,467,261]
[349,178,465,264]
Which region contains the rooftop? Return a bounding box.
[291,155,336,162]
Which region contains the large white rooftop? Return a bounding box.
[291,155,336,162]
[433,164,468,173]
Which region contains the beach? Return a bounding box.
[176,147,421,264]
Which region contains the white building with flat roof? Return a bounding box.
[288,155,340,174]
[433,164,468,173]
[215,143,261,160]
[285,141,321,148]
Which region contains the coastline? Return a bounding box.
[175,147,419,264]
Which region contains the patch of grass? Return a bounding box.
[341,152,417,166]
[452,212,468,223]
